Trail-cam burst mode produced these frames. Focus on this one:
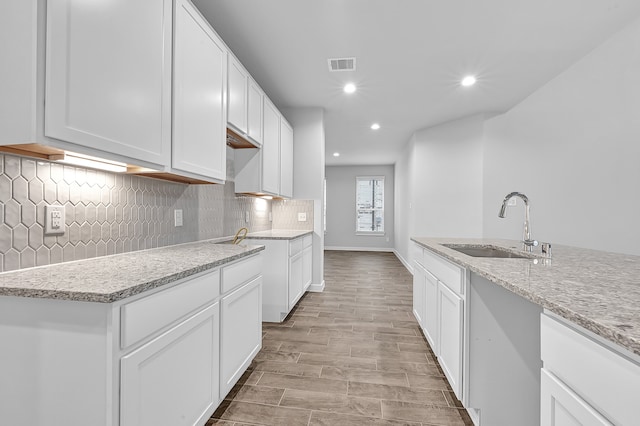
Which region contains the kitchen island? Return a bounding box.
[0,239,265,426]
[411,237,640,426]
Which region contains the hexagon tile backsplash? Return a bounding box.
[0,152,297,273]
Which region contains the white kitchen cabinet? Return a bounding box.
[257,234,312,322]
[261,97,281,194]
[438,281,463,397]
[541,312,640,426]
[219,253,263,397]
[120,303,220,426]
[412,242,465,400]
[540,369,612,426]
[44,0,172,168]
[227,55,248,135]
[172,0,227,182]
[247,79,264,146]
[280,117,294,198]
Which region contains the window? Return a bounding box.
[356,176,384,234]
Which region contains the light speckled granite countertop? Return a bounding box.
[0,240,264,303]
[412,237,640,356]
[244,229,313,240]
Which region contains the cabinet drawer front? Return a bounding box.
[221,254,262,294]
[423,249,462,295]
[290,238,304,256]
[541,314,640,426]
[303,234,313,248]
[121,270,220,349]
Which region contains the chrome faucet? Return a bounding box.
[499,192,538,252]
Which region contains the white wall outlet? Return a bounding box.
[44,205,65,235]
[508,198,517,206]
[174,209,183,227]
[298,212,307,222]
[245,211,250,223]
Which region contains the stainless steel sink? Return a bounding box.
[442,244,531,259]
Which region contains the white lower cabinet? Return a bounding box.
[412,242,464,400]
[541,313,640,426]
[120,303,220,426]
[220,276,262,397]
[437,282,463,397]
[258,234,313,322]
[540,369,612,426]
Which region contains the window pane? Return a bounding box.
[356,177,384,233]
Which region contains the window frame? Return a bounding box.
[355,176,385,236]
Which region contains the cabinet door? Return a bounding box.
[228,56,248,134]
[302,246,313,291]
[541,369,612,426]
[262,98,280,195]
[220,277,262,397]
[120,303,220,426]
[288,252,304,310]
[173,0,227,181]
[247,79,263,146]
[280,118,294,198]
[45,0,171,167]
[423,269,439,352]
[412,264,425,328]
[438,281,463,398]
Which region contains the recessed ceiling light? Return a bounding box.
[371,123,380,130]
[461,75,477,87]
[333,152,340,157]
[343,83,356,94]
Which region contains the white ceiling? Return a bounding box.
[193,0,640,166]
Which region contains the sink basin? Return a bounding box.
[443,244,531,259]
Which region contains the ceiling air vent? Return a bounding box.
[328,57,356,72]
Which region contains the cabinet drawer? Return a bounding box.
[290,237,304,256]
[121,269,220,349]
[221,254,262,294]
[541,314,640,426]
[423,249,463,295]
[303,234,313,248]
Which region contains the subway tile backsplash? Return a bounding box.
[0,150,292,272]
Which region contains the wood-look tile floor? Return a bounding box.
[209,251,473,426]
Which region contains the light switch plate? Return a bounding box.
[508,198,517,206]
[298,212,307,222]
[44,205,65,235]
[174,209,183,227]
[245,211,250,223]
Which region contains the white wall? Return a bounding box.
[325,165,395,251]
[483,16,640,255]
[282,107,326,288]
[394,115,486,265]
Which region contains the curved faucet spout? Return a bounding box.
[498,192,537,252]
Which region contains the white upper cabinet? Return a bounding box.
[172,0,227,182]
[227,55,248,135]
[247,78,263,146]
[280,117,294,198]
[261,97,281,195]
[45,0,172,168]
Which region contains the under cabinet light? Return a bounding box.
[48,153,128,173]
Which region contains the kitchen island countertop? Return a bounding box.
[0,239,264,303]
[245,229,313,240]
[411,237,640,357]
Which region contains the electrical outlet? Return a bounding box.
[298,212,307,222]
[44,205,65,235]
[245,211,250,223]
[174,209,183,227]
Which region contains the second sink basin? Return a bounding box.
[443,244,531,259]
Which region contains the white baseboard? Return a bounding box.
[308,280,325,292]
[466,407,480,425]
[324,246,393,252]
[394,249,414,275]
